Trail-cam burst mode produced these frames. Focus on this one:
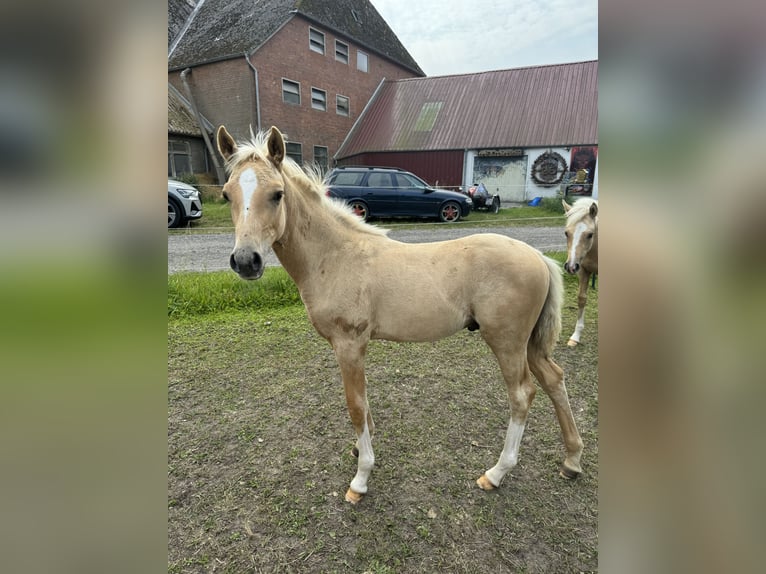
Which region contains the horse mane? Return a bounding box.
[565,197,599,224]
[226,131,388,238]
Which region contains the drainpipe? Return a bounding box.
[244,53,262,133]
[180,68,226,184]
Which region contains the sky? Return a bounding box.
[370,0,598,76]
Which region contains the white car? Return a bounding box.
[168,179,203,228]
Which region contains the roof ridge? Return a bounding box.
[168,0,208,59]
[392,59,598,82]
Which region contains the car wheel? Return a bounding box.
[168,197,183,228]
[349,200,369,222]
[439,201,461,222]
[491,196,500,214]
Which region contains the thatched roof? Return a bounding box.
[168,0,423,75]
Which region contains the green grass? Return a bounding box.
[168,268,301,318]
[168,258,598,572]
[171,198,565,233]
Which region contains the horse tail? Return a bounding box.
[529,253,564,357]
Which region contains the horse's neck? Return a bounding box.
[586,224,599,270]
[272,186,352,288]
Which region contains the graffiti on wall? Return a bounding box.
[566,146,598,197]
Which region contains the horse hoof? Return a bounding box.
[345,488,364,504]
[351,446,359,458]
[476,474,496,491]
[559,465,581,480]
[566,339,578,347]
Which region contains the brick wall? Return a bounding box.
[169,15,419,170]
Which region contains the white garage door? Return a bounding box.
[472,156,528,203]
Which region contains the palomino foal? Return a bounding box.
[216,125,584,503]
[563,198,599,347]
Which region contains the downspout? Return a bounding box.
[180,68,226,184]
[244,53,262,134]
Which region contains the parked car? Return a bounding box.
[168,179,203,228]
[326,166,472,222]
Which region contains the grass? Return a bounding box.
[168,269,301,318]
[171,198,566,233]
[168,253,598,573]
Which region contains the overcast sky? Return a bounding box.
[370,0,598,76]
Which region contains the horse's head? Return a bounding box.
[562,199,598,274]
[216,125,288,280]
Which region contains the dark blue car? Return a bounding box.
[326,166,472,222]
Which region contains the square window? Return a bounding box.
[335,40,349,64]
[286,142,302,165]
[311,88,326,111]
[313,146,328,171]
[357,51,368,73]
[309,28,325,54]
[282,79,300,105]
[336,95,350,117]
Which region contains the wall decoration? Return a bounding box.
[566,146,598,197]
[531,151,568,186]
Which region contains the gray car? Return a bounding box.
[168,179,203,228]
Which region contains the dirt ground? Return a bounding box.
[168,282,598,573]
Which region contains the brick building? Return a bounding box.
[168,0,424,182]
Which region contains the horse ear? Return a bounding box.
[267,126,286,168]
[216,125,237,161]
[562,200,572,213]
[589,202,598,218]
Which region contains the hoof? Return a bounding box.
[559,465,581,480]
[345,488,364,504]
[351,446,359,458]
[566,339,578,347]
[476,474,496,491]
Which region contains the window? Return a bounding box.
[168,140,191,177]
[357,50,368,72]
[394,173,426,188]
[414,102,443,131]
[332,171,364,186]
[286,142,302,165]
[335,40,349,64]
[282,79,300,105]
[336,95,350,117]
[311,88,326,111]
[309,28,325,54]
[367,172,393,188]
[313,146,328,171]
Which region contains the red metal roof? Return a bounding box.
[336,61,597,159]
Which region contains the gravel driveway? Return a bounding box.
[168,225,566,274]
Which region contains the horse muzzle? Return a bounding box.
[564,261,580,275]
[230,248,264,280]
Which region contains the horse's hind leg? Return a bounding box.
[567,270,591,347]
[333,339,375,504]
[528,348,584,478]
[476,341,537,490]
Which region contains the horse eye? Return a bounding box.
[222,190,230,202]
[587,233,594,239]
[564,231,570,237]
[272,190,284,203]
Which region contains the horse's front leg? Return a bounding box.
[567,270,592,347]
[333,338,375,504]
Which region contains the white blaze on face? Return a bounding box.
[239,168,258,222]
[569,221,588,265]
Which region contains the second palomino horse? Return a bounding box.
[563,198,599,347]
